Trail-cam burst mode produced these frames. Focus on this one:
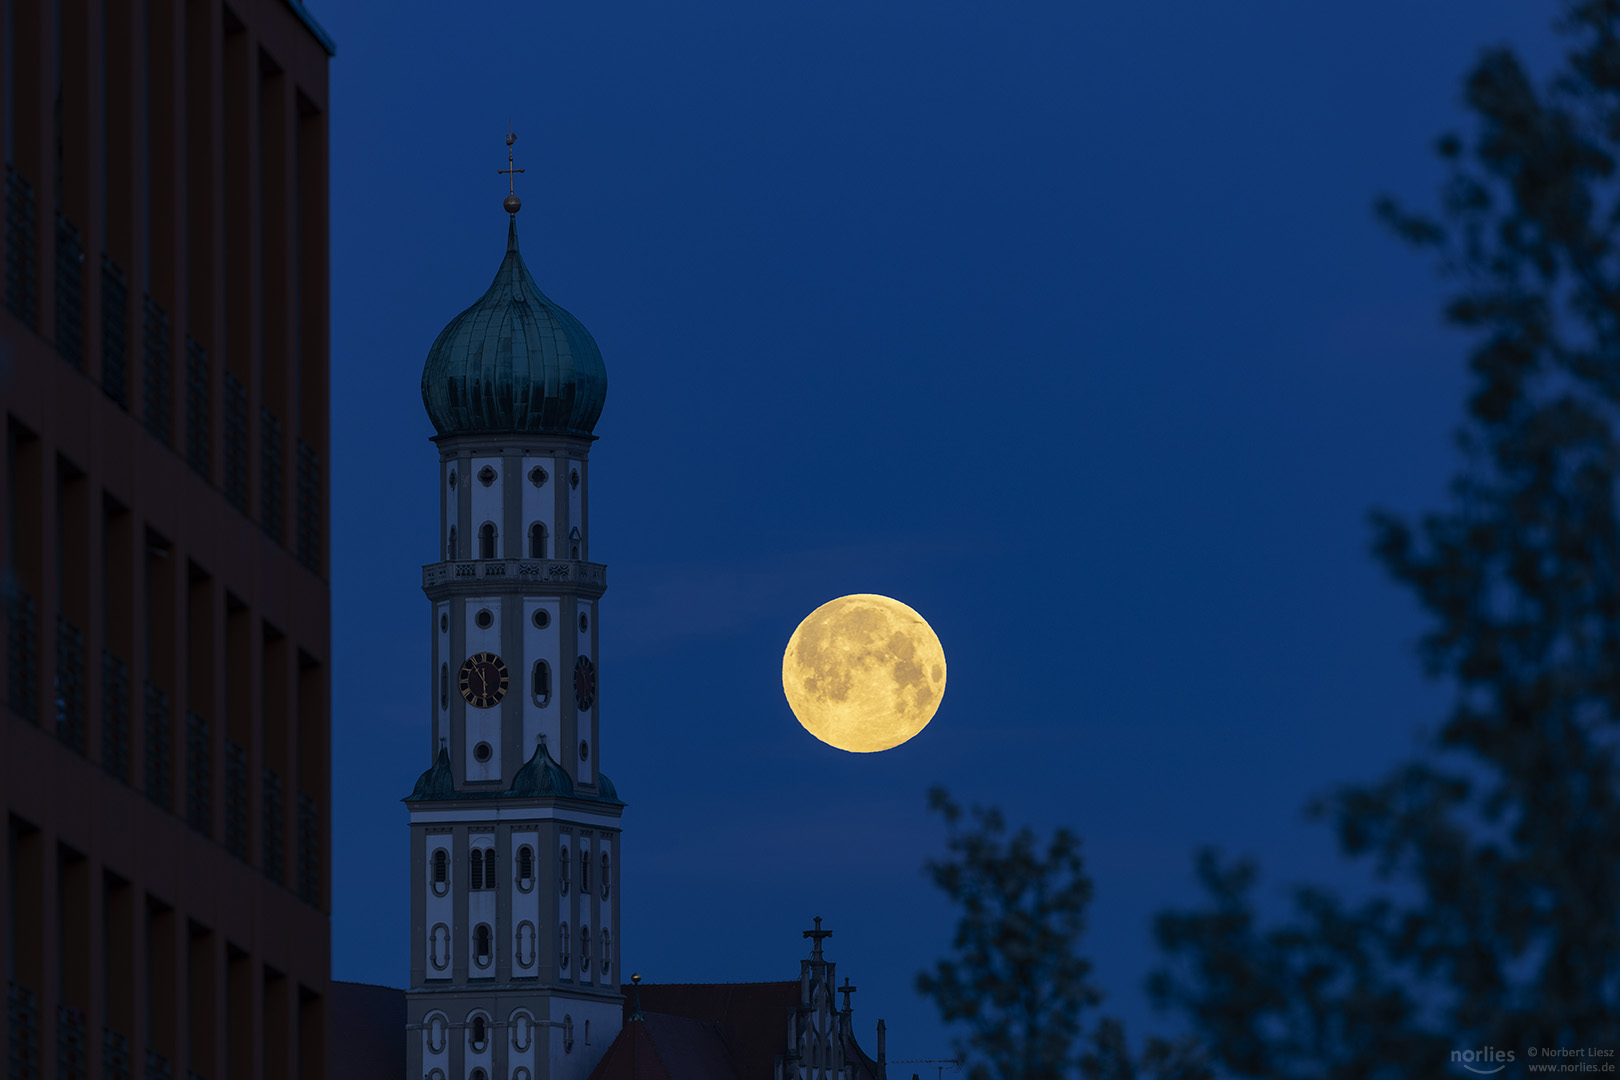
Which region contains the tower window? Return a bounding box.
[446,526,457,560]
[601,852,610,898]
[477,464,497,487]
[516,921,536,967]
[472,1071,488,1080]
[478,522,497,559]
[513,1014,533,1052]
[448,468,457,489]
[429,924,450,970]
[579,739,589,762]
[529,466,547,486]
[580,848,591,893]
[528,522,547,558]
[432,850,448,893]
[473,741,492,764]
[484,849,497,889]
[531,609,549,629]
[440,612,449,632]
[427,1014,447,1053]
[578,612,588,633]
[581,924,591,966]
[569,525,580,559]
[470,1014,488,1048]
[517,845,534,887]
[439,663,448,709]
[559,846,570,894]
[563,1014,575,1053]
[532,661,551,708]
[569,468,579,489]
[601,927,611,974]
[559,921,570,968]
[469,849,484,891]
[474,608,493,630]
[474,925,492,967]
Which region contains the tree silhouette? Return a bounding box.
[1148,4,1620,1075]
[918,787,1209,1080]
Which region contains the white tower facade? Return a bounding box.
[405,188,622,1080]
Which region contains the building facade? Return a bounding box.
[404,181,623,1080]
[1,0,334,1076]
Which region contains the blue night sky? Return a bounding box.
[324,0,1556,1064]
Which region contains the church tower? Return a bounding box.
[404,134,624,1080]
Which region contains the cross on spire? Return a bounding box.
[838,976,858,1012]
[499,124,525,215]
[803,916,833,960]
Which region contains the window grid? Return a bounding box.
[101,1027,132,1080]
[8,979,39,1079]
[56,1004,87,1080]
[260,410,283,541]
[101,650,131,782]
[55,214,85,369]
[6,587,38,721]
[55,614,86,754]
[142,296,172,445]
[296,439,320,573]
[262,768,284,884]
[225,739,249,859]
[185,338,211,480]
[100,255,129,407]
[297,792,320,906]
[223,372,248,512]
[185,711,212,834]
[4,165,38,330]
[144,682,171,809]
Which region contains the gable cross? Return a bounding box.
[803,915,833,960]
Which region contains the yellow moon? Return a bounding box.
[781,594,947,753]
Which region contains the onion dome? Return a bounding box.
[420,217,607,437]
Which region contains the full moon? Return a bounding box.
[781,594,947,753]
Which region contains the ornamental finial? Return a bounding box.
[499,122,524,215]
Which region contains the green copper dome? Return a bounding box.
[421,218,607,437]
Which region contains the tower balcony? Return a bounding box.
[421,558,607,598]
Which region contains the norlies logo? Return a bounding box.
[1454,1047,1517,1074]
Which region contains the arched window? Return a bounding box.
[471,1071,488,1080]
[601,927,611,974]
[528,522,547,558]
[439,663,448,709]
[581,924,591,967]
[580,848,591,893]
[469,849,484,891]
[474,924,492,966]
[484,849,496,890]
[517,845,534,885]
[427,1014,447,1053]
[471,1015,487,1047]
[569,526,581,560]
[563,1014,574,1053]
[559,847,570,894]
[479,521,497,559]
[446,526,457,560]
[601,852,610,898]
[429,924,450,971]
[432,850,448,893]
[585,1019,591,1045]
[512,1013,533,1052]
[559,921,570,968]
[516,921,536,967]
[532,661,551,707]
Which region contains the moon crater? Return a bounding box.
[782,594,947,753]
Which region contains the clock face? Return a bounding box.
[574,655,597,711]
[459,652,510,709]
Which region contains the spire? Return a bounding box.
[629,972,645,1021]
[499,124,524,215]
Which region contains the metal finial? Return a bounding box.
[630,972,645,1021]
[499,124,524,214]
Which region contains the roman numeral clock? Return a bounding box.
[403,133,627,1080]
